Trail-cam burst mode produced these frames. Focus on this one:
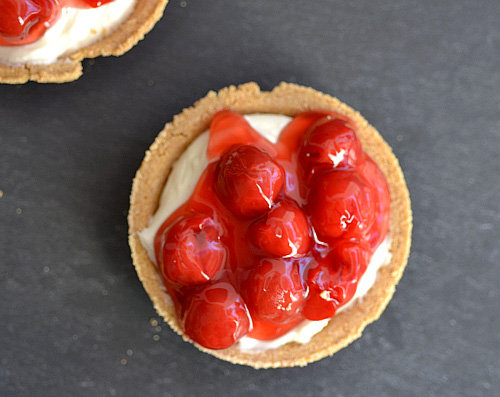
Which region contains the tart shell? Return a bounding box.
[128,82,412,368]
[0,0,169,84]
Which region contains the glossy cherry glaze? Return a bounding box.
[0,0,115,46]
[154,110,391,349]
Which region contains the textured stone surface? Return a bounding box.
[1,0,499,395]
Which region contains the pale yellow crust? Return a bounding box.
[128,82,412,368]
[0,0,169,84]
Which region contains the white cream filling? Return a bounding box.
[0,0,137,65]
[139,114,391,353]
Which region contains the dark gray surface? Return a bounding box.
[1,1,499,396]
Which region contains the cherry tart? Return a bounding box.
[0,0,115,47]
[0,0,169,83]
[129,82,412,368]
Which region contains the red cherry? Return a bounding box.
[183,282,251,349]
[303,242,368,321]
[250,200,311,257]
[0,0,59,46]
[308,170,376,240]
[161,215,226,286]
[215,145,284,217]
[277,110,337,151]
[358,156,391,250]
[82,0,114,7]
[245,258,305,325]
[336,240,370,276]
[246,315,304,341]
[299,117,362,173]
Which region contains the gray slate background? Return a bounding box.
[1,1,499,396]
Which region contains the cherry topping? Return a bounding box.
[244,258,305,325]
[358,156,391,250]
[183,282,251,349]
[308,170,375,240]
[207,110,276,160]
[299,117,362,173]
[161,215,226,286]
[0,0,59,46]
[82,0,113,7]
[215,145,284,217]
[337,240,370,276]
[303,242,369,321]
[153,110,391,346]
[250,200,310,257]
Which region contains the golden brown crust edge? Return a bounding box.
[0,0,168,84]
[128,82,413,368]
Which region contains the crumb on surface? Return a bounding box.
[120,359,127,365]
[0,190,3,198]
[16,208,22,214]
[150,318,158,327]
[153,335,160,341]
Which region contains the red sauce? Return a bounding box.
[154,110,390,349]
[0,0,114,46]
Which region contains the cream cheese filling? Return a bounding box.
[0,0,137,65]
[139,114,391,353]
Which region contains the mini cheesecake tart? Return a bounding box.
[128,82,412,368]
[0,0,169,84]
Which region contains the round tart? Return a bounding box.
[128,82,412,368]
[0,0,169,84]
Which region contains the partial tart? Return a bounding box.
[128,82,412,368]
[0,0,168,84]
